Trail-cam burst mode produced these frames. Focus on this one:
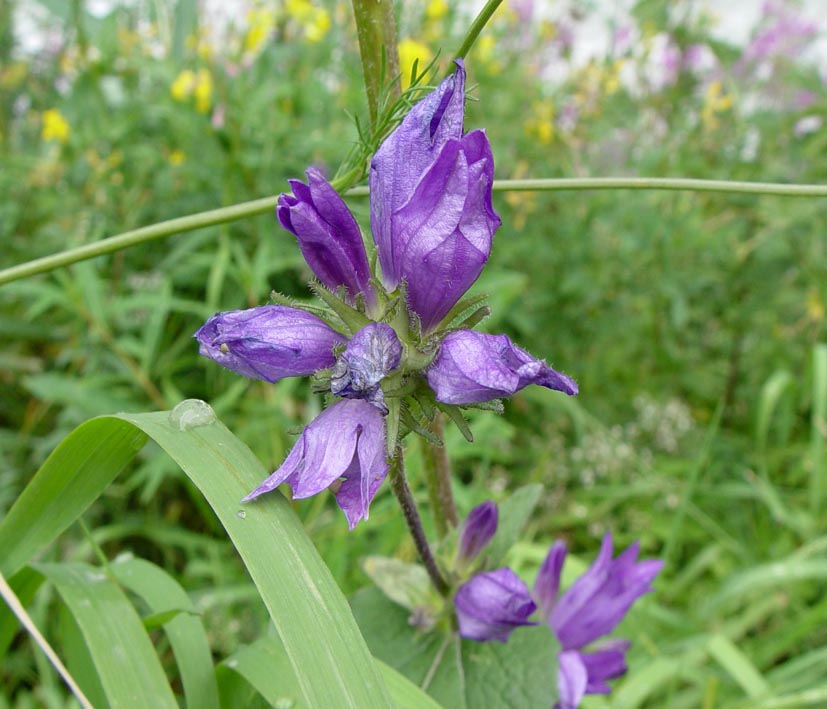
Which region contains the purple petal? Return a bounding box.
[394,131,500,332]
[455,568,537,643]
[550,533,664,650]
[426,330,578,405]
[556,650,588,709]
[580,639,631,695]
[195,305,345,383]
[243,400,388,529]
[278,168,374,306]
[458,501,498,564]
[370,60,467,288]
[535,540,567,619]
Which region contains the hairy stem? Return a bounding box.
[454,0,504,60]
[388,448,449,595]
[420,415,458,537]
[4,178,827,286]
[351,0,400,125]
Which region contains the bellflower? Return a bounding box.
[277,167,375,307]
[426,330,578,405]
[454,568,537,642]
[330,323,402,411]
[242,399,388,530]
[370,59,501,332]
[195,305,345,383]
[537,534,663,707]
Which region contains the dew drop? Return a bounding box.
[236,510,246,520]
[168,399,216,431]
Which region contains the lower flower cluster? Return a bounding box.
[453,503,663,708]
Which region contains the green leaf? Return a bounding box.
[0,410,393,708]
[352,587,559,709]
[33,562,178,709]
[362,556,435,613]
[706,633,770,699]
[109,556,219,709]
[486,484,543,565]
[220,636,305,708]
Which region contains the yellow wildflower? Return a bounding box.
[475,35,502,75]
[41,109,70,144]
[702,80,733,131]
[168,150,186,166]
[525,101,555,145]
[286,0,331,43]
[194,68,213,113]
[425,0,448,21]
[245,7,276,53]
[398,38,432,89]
[171,69,196,102]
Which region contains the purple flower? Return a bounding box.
[426,330,578,405]
[278,167,375,307]
[370,60,501,332]
[455,568,537,642]
[243,399,388,529]
[457,500,498,565]
[330,323,402,411]
[195,305,345,383]
[537,534,663,706]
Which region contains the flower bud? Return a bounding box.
[426,330,578,405]
[278,168,375,306]
[454,568,537,643]
[195,305,345,383]
[369,60,501,332]
[458,501,498,564]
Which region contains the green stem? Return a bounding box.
[419,415,458,537]
[454,0,504,60]
[4,177,827,287]
[388,449,449,595]
[351,0,400,125]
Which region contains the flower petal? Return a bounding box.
[426,330,578,405]
[455,567,537,643]
[556,650,588,709]
[195,305,345,383]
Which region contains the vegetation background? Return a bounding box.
[1,0,826,706]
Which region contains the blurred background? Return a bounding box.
[2,1,826,706]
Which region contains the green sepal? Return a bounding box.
[463,398,504,414]
[434,293,489,332]
[437,404,474,443]
[452,305,491,331]
[401,406,443,446]
[308,281,372,334]
[268,290,343,325]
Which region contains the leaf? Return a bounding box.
[33,562,178,709]
[706,633,770,699]
[362,556,436,613]
[352,587,559,709]
[486,485,543,565]
[0,410,392,708]
[110,556,219,709]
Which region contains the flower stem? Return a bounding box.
[4,177,827,287]
[388,448,449,595]
[454,0,504,60]
[420,415,458,537]
[350,0,400,126]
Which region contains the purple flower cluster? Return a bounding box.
[195,61,576,527]
[454,503,663,708]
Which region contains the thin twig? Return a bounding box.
[387,449,449,595]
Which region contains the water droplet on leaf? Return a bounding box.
[168,399,216,431]
[236,510,246,520]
